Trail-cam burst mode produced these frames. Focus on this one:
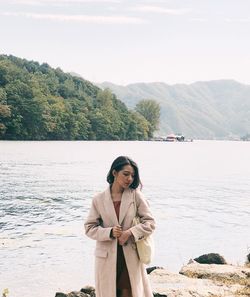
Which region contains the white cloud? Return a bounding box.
[133,5,191,15]
[9,0,121,6]
[1,11,146,24]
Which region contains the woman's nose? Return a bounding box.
[128,175,133,182]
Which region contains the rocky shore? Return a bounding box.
[55,254,250,297]
[151,263,250,297]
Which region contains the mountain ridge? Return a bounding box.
[99,79,248,88]
[97,80,250,139]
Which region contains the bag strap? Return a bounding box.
[133,190,138,217]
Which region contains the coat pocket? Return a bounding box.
[95,248,108,258]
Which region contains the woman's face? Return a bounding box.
[113,165,135,189]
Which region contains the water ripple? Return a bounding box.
[0,140,250,297]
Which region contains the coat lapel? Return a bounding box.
[119,188,133,225]
[104,187,119,226]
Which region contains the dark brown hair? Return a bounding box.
[107,156,141,189]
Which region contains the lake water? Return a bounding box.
[0,140,250,297]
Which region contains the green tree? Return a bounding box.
[90,89,126,140]
[43,96,69,139]
[0,104,11,138]
[135,99,160,138]
[0,54,154,141]
[127,111,150,140]
[4,79,46,139]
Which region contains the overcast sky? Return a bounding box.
[0,0,250,85]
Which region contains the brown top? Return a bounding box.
[113,201,121,220]
[112,200,131,290]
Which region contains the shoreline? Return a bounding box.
[54,257,250,297]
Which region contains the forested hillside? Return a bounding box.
[0,55,151,140]
[99,81,250,139]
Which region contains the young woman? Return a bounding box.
[84,156,155,297]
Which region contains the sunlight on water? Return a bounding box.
[0,140,250,297]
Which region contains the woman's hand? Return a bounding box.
[112,225,122,238]
[118,229,132,245]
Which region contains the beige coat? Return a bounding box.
[84,187,155,297]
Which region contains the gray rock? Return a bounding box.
[247,253,250,264]
[187,259,197,264]
[55,293,68,297]
[55,291,90,297]
[147,266,164,274]
[80,285,95,297]
[180,262,250,281]
[194,253,227,264]
[150,268,247,297]
[68,292,90,297]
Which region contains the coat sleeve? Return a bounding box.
[129,190,155,242]
[84,196,113,242]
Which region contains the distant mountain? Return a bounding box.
[98,80,250,139]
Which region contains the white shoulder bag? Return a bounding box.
[132,191,154,265]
